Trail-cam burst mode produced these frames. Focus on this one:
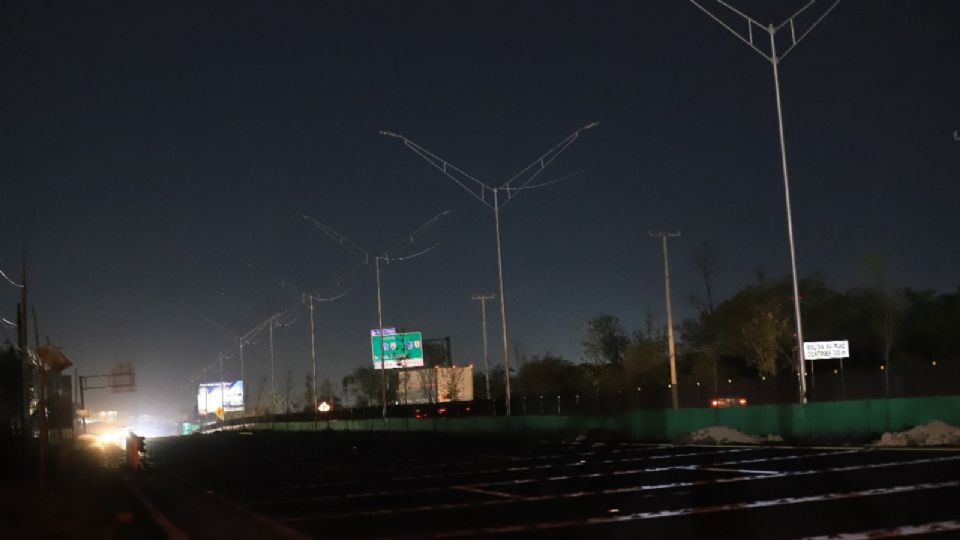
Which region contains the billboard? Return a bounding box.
[370,328,424,369]
[197,380,244,415]
[803,340,850,360]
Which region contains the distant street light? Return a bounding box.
[381,123,598,415]
[650,231,681,409]
[303,211,451,418]
[690,0,840,404]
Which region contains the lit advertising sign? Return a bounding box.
[803,340,850,360]
[370,328,424,369]
[197,381,244,414]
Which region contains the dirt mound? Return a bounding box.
[875,420,960,447]
[685,426,781,445]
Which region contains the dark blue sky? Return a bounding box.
[1,1,957,419]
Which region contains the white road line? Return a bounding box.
[451,485,518,499]
[711,449,860,467]
[279,454,960,522]
[413,481,960,539]
[793,520,960,539]
[693,467,779,475]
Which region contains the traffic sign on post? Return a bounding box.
[370,329,424,369]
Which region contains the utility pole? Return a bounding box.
[471,294,495,401]
[268,316,275,413]
[375,256,387,418]
[650,231,681,409]
[308,295,317,412]
[19,252,29,436]
[382,122,598,415]
[280,281,350,413]
[689,0,840,404]
[219,350,224,420]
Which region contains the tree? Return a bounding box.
[688,241,722,317]
[342,367,385,407]
[583,315,629,366]
[516,354,583,397]
[866,254,900,385]
[741,300,791,377]
[283,369,294,413]
[622,331,668,388]
[439,366,468,402]
[415,368,437,403]
[303,372,315,413]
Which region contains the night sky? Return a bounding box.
[1,1,957,420]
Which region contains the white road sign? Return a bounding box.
[803,340,850,360]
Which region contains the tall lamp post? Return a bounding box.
[381,123,598,415]
[303,211,451,418]
[689,0,840,403]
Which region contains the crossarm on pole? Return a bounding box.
[380,131,491,207]
[499,122,599,208]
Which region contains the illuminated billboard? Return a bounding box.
[197,381,244,415]
[370,328,424,369]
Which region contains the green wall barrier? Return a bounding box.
[224,395,960,443]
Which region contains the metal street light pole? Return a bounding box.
[650,231,681,409]
[381,123,598,415]
[689,0,840,404]
[471,293,495,401]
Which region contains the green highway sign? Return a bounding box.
[370,328,424,369]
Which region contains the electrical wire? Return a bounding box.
[0,268,23,288]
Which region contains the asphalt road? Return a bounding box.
[144,431,960,539]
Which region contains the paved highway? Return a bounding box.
[144,431,960,539]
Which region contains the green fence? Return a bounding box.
[223,395,960,443]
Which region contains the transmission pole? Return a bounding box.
[689,0,841,404]
[650,231,681,409]
[381,123,598,415]
[471,294,495,401]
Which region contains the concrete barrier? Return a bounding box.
[215,395,960,443]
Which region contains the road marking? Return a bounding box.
[412,481,960,538]
[279,453,960,522]
[693,467,779,475]
[451,485,518,499]
[711,448,859,467]
[793,520,960,539]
